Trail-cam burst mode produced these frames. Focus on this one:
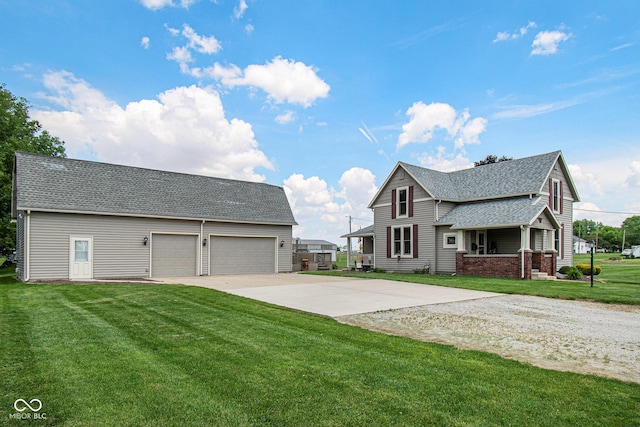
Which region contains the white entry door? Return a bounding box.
[70,236,93,280]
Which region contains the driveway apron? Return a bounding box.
[156,273,501,317]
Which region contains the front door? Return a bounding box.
[476,231,486,255]
[70,236,93,280]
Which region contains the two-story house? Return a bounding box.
[367,151,579,279]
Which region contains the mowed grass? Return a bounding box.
[322,253,640,305]
[1,276,639,426]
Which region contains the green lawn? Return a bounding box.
[319,253,640,305]
[1,276,638,426]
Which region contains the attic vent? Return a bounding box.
[41,162,67,171]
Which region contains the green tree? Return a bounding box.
[573,219,598,239]
[474,154,513,167]
[598,225,620,251]
[1,83,66,255]
[622,216,640,247]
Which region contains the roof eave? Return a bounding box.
[15,206,298,226]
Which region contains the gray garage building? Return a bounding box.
[12,152,297,281]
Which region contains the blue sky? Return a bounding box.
[2,0,639,245]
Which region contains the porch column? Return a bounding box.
[521,226,531,250]
[519,225,531,279]
[457,230,465,251]
[346,237,351,269]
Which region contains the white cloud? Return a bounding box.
[568,163,603,197]
[233,0,248,19]
[626,160,640,187]
[209,56,330,107]
[33,71,272,182]
[493,21,536,42]
[141,37,150,49]
[397,102,487,150]
[245,24,254,34]
[492,99,578,119]
[166,24,221,74]
[531,30,571,55]
[275,110,295,124]
[284,168,377,244]
[139,0,196,9]
[415,146,474,172]
[181,24,221,54]
[337,167,378,211]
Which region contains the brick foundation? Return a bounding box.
[456,250,533,279]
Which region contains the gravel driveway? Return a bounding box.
[337,295,640,384]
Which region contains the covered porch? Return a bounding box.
[437,197,560,280]
[341,225,375,270]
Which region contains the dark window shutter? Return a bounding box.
[408,186,414,217]
[413,224,418,258]
[560,181,563,214]
[391,189,396,219]
[549,178,553,208]
[386,227,391,258]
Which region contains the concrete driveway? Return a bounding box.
[156,273,501,317]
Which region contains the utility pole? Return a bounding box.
[346,215,352,269]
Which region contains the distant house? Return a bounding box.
[12,152,297,282]
[573,236,590,254]
[293,239,338,262]
[368,151,579,279]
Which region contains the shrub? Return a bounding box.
[332,263,338,270]
[558,266,573,274]
[413,268,427,274]
[370,268,386,273]
[576,263,602,276]
[565,267,582,280]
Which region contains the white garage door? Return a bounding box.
[152,234,198,277]
[210,236,276,274]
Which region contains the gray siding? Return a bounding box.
[24,212,293,280]
[435,201,457,273]
[373,170,436,272]
[547,160,574,268]
[435,226,456,273]
[488,229,520,253]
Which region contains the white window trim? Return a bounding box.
[551,178,560,214]
[443,232,457,249]
[396,186,409,219]
[392,225,413,257]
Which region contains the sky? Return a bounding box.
[1,0,639,246]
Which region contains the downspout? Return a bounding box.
[434,200,442,273]
[520,225,525,279]
[25,210,31,282]
[200,220,205,276]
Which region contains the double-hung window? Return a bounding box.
[551,179,561,213]
[397,186,408,218]
[392,225,412,257]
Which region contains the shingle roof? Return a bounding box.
[340,224,374,238]
[435,196,558,229]
[13,152,297,225]
[297,239,337,246]
[399,151,562,202]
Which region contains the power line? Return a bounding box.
[574,208,640,215]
